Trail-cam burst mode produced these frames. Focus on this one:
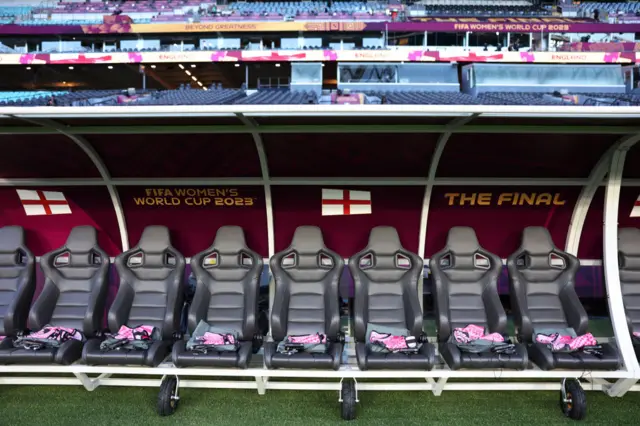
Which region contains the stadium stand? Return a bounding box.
[3,88,640,107]
[578,1,640,19]
[414,0,549,17]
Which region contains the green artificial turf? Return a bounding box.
[1,384,640,425]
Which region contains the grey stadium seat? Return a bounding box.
[350,226,436,370]
[430,227,528,370]
[0,226,36,341]
[172,226,263,368]
[508,227,620,370]
[0,226,109,365]
[264,226,344,370]
[82,226,185,367]
[618,227,640,359]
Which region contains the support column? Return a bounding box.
[417,114,477,308]
[237,113,275,337]
[11,117,129,251]
[566,134,640,256]
[603,144,640,395]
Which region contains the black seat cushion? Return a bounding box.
[528,342,621,371]
[356,342,435,371]
[439,342,528,370]
[264,341,342,370]
[82,338,171,367]
[0,339,83,365]
[172,340,252,368]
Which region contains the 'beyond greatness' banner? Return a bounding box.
[0,17,638,35]
[0,50,636,65]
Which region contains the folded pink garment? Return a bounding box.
[370,331,409,350]
[536,332,597,351]
[453,324,504,344]
[287,333,326,345]
[113,325,155,341]
[198,332,235,346]
[29,326,83,341]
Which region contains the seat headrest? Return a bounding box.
[445,226,480,255]
[619,227,640,256]
[65,226,98,253]
[0,226,24,252]
[367,226,402,255]
[289,226,325,254]
[212,226,246,253]
[137,226,171,253]
[520,227,555,255]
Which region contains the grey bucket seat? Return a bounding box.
[430,227,528,370]
[0,226,108,365]
[350,226,436,370]
[264,226,344,370]
[172,226,263,368]
[618,227,640,360]
[0,226,36,342]
[82,226,185,367]
[508,227,620,370]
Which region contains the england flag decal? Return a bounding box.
[632,195,640,218]
[321,189,371,216]
[16,189,72,216]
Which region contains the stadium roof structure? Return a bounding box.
[1,105,640,136]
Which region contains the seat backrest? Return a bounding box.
[269,226,343,341]
[350,226,423,341]
[430,227,505,342]
[618,227,640,334]
[507,226,586,342]
[111,226,185,340]
[32,226,109,336]
[189,226,263,340]
[0,226,35,336]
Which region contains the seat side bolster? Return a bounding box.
[164,247,186,339]
[429,251,451,342]
[507,250,532,341]
[107,277,134,333]
[349,251,368,342]
[402,251,424,337]
[242,252,263,339]
[83,246,110,336]
[29,281,60,331]
[4,251,36,334]
[482,251,507,334]
[325,248,344,340]
[269,252,289,342]
[559,255,588,335]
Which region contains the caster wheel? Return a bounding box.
[341,379,357,421]
[560,379,586,420]
[157,376,180,416]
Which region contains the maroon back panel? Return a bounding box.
[437,134,614,178]
[623,143,640,179]
[425,186,579,258]
[0,135,99,178]
[264,134,437,177]
[0,186,121,256]
[272,186,423,257]
[119,186,267,257]
[86,134,261,178]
